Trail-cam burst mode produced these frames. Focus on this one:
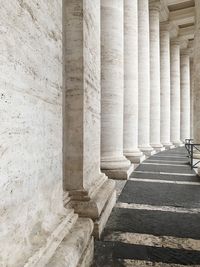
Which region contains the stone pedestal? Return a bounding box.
[138,0,155,156]
[123,0,145,164]
[63,0,116,238]
[47,218,94,267]
[170,39,182,146]
[160,22,173,149]
[149,0,164,152]
[101,0,133,178]
[180,50,191,142]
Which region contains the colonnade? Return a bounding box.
[100,0,192,176]
[2,1,199,266]
[63,0,193,237]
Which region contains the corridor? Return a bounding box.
[93,147,200,266]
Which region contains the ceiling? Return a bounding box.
[160,0,195,52]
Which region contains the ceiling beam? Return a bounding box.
[167,0,193,5]
[169,6,195,25]
[179,25,195,39]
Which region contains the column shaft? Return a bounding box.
[138,0,155,156]
[123,0,144,163]
[170,40,182,145]
[160,22,173,148]
[149,1,163,151]
[180,51,190,141]
[63,0,116,237]
[190,59,194,138]
[101,0,133,179]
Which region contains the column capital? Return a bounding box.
[181,48,190,56]
[149,0,161,12]
[171,38,180,46]
[160,21,170,31]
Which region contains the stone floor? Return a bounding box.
[92,147,200,266]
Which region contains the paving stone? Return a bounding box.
[93,147,200,266]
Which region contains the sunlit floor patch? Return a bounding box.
[133,170,196,176]
[129,177,200,185]
[115,202,200,214]
[104,231,200,251]
[141,162,189,167]
[145,160,189,164]
[119,259,200,267]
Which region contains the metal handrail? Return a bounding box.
[185,138,193,155]
[185,139,200,169]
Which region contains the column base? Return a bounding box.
[151,144,165,152]
[162,143,175,150]
[139,146,156,157]
[47,218,94,267]
[124,150,146,164]
[102,164,134,180]
[66,175,116,238]
[101,156,134,179]
[173,141,183,147]
[93,190,116,239]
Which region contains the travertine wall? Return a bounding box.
[0,1,63,265]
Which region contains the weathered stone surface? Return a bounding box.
[149,0,163,150]
[63,0,116,237]
[194,1,200,144]
[170,40,182,145]
[93,190,117,239]
[63,0,101,193]
[160,22,173,148]
[101,0,124,164]
[123,0,144,164]
[101,0,133,178]
[69,178,115,220]
[190,60,194,139]
[47,218,94,267]
[138,0,155,156]
[180,50,191,141]
[102,164,134,180]
[0,1,70,266]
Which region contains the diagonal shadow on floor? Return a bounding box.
[92,147,200,267]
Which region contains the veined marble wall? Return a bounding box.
[0,1,64,265]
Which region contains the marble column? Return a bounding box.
[170,39,182,146]
[160,22,173,149]
[138,0,155,156]
[190,59,194,138]
[101,0,133,179]
[149,0,164,152]
[193,0,200,145]
[63,0,116,238]
[180,50,190,141]
[123,0,145,164]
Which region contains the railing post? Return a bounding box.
[191,144,193,170]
